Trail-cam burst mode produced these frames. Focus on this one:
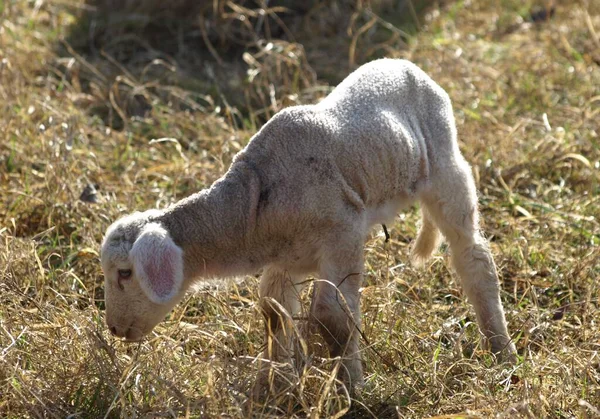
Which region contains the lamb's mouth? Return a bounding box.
[123,325,145,342]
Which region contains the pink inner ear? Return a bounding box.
[143,243,178,300]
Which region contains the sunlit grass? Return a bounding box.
[1,0,599,417]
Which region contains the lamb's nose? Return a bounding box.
[109,325,128,338]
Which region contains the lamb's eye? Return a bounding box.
[118,269,132,279]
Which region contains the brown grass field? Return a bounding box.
[1,0,599,417]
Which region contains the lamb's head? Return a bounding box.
[101,210,185,341]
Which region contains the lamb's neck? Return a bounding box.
[158,172,260,281]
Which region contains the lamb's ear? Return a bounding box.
[130,223,184,304]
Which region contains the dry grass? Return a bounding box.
[1,0,599,417]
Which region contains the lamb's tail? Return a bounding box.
[410,207,441,266]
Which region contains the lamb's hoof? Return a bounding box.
[494,341,518,365]
[250,361,299,409]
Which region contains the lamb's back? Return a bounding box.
[236,59,457,221]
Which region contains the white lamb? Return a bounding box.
[101,58,517,395]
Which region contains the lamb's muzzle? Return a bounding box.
[100,58,517,397]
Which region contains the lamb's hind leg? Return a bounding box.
[422,156,517,362]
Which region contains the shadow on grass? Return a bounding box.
[56,0,437,130]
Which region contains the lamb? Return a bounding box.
[100,58,517,396]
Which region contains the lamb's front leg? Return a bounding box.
[312,238,365,394]
[254,267,305,399]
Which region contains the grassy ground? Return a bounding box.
[1,0,599,417]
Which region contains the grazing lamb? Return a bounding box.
[101,58,517,395]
